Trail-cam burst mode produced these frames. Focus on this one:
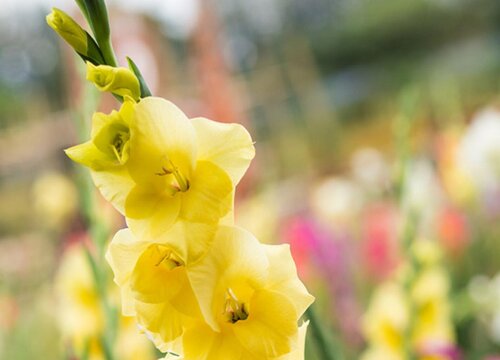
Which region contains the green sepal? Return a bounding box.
[74,0,91,27]
[81,0,110,44]
[127,56,153,98]
[81,32,105,64]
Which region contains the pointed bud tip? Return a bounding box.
[46,8,88,55]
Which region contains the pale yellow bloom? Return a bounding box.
[87,63,141,100]
[33,171,78,229]
[411,267,455,348]
[362,255,455,359]
[123,98,253,241]
[56,244,104,355]
[106,228,204,345]
[411,240,443,266]
[183,226,314,359]
[55,243,156,360]
[362,282,408,354]
[65,100,135,214]
[46,8,87,55]
[67,97,254,255]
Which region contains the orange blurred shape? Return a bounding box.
[0,295,19,330]
[437,207,469,256]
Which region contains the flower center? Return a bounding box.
[224,288,249,323]
[110,130,129,164]
[154,245,183,271]
[156,160,190,193]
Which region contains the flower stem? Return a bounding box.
[306,306,344,360]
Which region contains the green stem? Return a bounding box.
[306,306,343,360]
[72,66,117,360]
[99,38,117,67]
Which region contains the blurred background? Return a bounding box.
[1,0,500,359]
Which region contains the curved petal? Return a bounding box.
[155,220,217,264]
[105,228,150,286]
[262,244,315,318]
[120,285,136,316]
[179,161,232,223]
[135,301,184,344]
[233,289,298,358]
[91,168,135,214]
[275,321,309,360]
[128,97,197,187]
[183,321,248,360]
[125,186,181,239]
[65,141,114,170]
[130,244,187,304]
[187,226,269,331]
[191,117,255,186]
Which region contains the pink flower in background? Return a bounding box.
[282,215,363,347]
[418,341,462,360]
[360,203,400,280]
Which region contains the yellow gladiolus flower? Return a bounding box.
[65,100,135,214]
[106,228,205,345]
[56,244,104,356]
[55,243,156,360]
[362,262,455,359]
[411,267,455,348]
[87,62,141,100]
[362,282,408,355]
[183,226,314,359]
[123,97,254,240]
[46,8,87,55]
[67,96,254,241]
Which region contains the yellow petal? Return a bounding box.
[65,141,113,170]
[232,289,298,358]
[130,244,187,303]
[275,321,309,360]
[120,285,136,316]
[105,228,150,286]
[91,167,135,215]
[179,161,233,223]
[262,244,315,318]
[135,301,184,344]
[125,185,181,239]
[86,62,140,100]
[182,321,248,360]
[187,226,269,331]
[191,117,255,186]
[154,220,217,264]
[127,97,197,187]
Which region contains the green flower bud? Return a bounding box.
[46,8,87,55]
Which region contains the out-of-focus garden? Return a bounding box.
[1,0,500,358]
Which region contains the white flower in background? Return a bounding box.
[402,159,444,228]
[467,273,500,344]
[311,176,363,227]
[457,107,500,192]
[350,147,390,193]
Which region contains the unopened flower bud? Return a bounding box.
[46,8,87,56]
[86,62,140,100]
